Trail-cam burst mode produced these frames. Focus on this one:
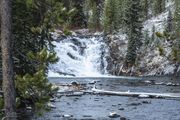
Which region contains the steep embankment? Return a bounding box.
[106,1,180,76]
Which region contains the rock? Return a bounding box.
[53,114,61,117]
[73,92,84,96]
[88,80,96,84]
[62,114,73,118]
[128,102,142,106]
[26,106,32,110]
[50,98,56,102]
[118,108,125,111]
[112,104,117,107]
[120,117,127,120]
[166,82,172,86]
[83,115,93,118]
[47,103,56,109]
[144,80,152,84]
[155,82,164,85]
[67,52,78,60]
[71,81,79,86]
[142,100,151,104]
[108,112,120,118]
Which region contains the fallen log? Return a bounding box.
[92,88,180,98]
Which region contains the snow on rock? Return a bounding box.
[107,1,178,76]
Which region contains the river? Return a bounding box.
[30,76,180,120]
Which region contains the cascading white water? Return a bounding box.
[48,36,108,77]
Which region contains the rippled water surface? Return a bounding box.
[32,76,180,120]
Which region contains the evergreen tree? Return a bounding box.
[86,0,101,31]
[116,0,128,30]
[151,25,156,43]
[125,0,143,66]
[174,0,180,38]
[153,0,166,16]
[103,0,118,34]
[71,0,87,28]
[173,0,180,62]
[142,0,149,20]
[166,10,173,33]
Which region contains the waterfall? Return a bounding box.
[48,35,108,77]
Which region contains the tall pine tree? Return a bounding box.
[125,0,143,67]
[103,0,118,34]
[153,0,166,16]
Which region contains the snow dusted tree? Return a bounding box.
[153,0,166,16]
[125,0,143,67]
[142,0,149,20]
[166,10,173,33]
[174,0,180,38]
[86,0,102,31]
[172,0,180,62]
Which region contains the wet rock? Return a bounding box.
[166,82,180,86]
[144,80,155,84]
[71,81,79,86]
[88,80,96,84]
[67,52,78,60]
[50,98,56,102]
[112,104,117,107]
[83,115,93,118]
[71,38,82,46]
[62,114,73,118]
[118,108,125,111]
[142,100,151,104]
[26,106,32,110]
[108,112,120,118]
[128,102,142,106]
[53,114,61,117]
[155,82,165,85]
[120,117,127,120]
[94,99,99,102]
[47,103,56,109]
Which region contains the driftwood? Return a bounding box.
[92,88,180,98]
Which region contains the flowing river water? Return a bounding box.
[29,76,180,120]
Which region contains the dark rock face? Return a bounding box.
[105,33,180,76]
[105,34,128,76]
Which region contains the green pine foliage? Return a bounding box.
[166,10,173,33]
[86,0,101,31]
[125,0,143,66]
[153,0,166,16]
[15,48,58,111]
[142,0,149,20]
[103,0,118,34]
[69,0,87,28]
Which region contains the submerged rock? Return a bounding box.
[118,108,125,111]
[47,103,56,109]
[120,117,127,120]
[108,112,120,118]
[62,114,73,118]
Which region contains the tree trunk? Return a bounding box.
[0,0,16,119]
